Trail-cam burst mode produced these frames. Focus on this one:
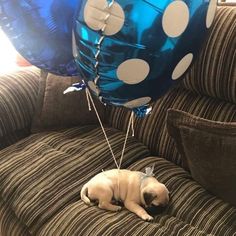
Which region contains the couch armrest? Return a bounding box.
[0,67,41,149]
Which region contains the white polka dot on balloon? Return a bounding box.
[84,0,125,36]
[162,1,190,38]
[206,0,217,28]
[124,97,152,109]
[117,59,150,85]
[172,53,193,80]
[88,81,100,96]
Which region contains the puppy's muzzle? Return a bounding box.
[146,194,170,215]
[146,204,167,216]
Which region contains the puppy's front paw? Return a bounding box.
[115,206,122,212]
[142,214,154,222]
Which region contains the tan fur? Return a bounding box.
[80,169,169,221]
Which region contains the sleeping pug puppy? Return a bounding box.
[80,168,169,221]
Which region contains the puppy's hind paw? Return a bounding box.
[142,214,154,222]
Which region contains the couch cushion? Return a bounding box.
[0,126,150,234]
[167,109,236,206]
[31,73,105,133]
[0,197,30,236]
[37,157,236,236]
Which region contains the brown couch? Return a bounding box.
[0,6,235,236]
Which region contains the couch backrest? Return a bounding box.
[182,6,236,103]
[106,6,236,168]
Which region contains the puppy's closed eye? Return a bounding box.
[143,192,156,206]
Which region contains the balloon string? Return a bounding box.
[118,111,134,169]
[117,111,134,200]
[87,0,130,196]
[85,88,92,111]
[131,113,135,137]
[85,88,119,169]
[94,0,114,87]
[85,88,134,201]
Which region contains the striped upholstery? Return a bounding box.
[182,7,236,103]
[0,126,150,235]
[0,6,236,236]
[0,67,40,149]
[0,197,30,236]
[107,86,236,167]
[37,157,236,236]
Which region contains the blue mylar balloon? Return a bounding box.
[0,0,81,75]
[74,0,217,116]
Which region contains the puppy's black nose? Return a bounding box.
[146,205,167,216]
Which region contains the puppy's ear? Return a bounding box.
[143,192,156,206]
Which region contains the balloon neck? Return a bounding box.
[133,106,152,118]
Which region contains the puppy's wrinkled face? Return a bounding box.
[143,183,169,208]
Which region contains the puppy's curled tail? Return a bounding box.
[80,184,92,205]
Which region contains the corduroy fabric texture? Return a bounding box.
[37,157,236,236]
[0,67,41,149]
[0,126,150,235]
[166,109,236,206]
[182,6,236,103]
[106,86,236,168]
[0,197,30,236]
[31,73,105,133]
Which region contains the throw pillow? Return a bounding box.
[31,72,105,133]
[167,109,236,206]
